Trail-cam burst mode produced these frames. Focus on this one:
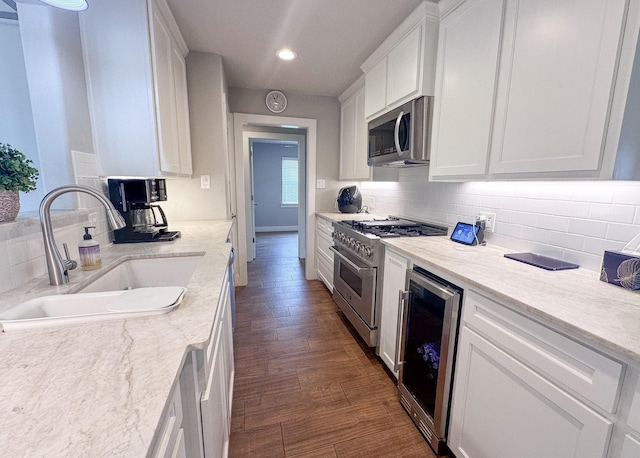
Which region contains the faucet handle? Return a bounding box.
[62,243,78,271]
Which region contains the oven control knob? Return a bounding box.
[350,239,357,249]
[364,247,372,258]
[355,242,363,254]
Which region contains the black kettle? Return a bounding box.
[337,186,362,213]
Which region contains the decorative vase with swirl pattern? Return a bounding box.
[0,190,20,222]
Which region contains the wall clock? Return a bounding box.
[266,90,287,113]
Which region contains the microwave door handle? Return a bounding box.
[394,111,404,155]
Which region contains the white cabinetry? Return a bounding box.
[315,216,334,292]
[430,0,639,181]
[449,290,622,458]
[339,77,370,180]
[201,266,234,457]
[429,0,504,178]
[361,2,438,120]
[151,380,186,458]
[80,0,192,177]
[378,248,409,378]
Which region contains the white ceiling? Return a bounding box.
[164,0,425,97]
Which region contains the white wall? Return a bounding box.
[228,87,342,211]
[0,19,42,212]
[18,3,94,209]
[162,52,231,222]
[360,167,640,271]
[253,142,298,230]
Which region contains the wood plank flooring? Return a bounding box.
[229,232,438,457]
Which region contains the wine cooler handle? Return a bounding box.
[394,290,409,373]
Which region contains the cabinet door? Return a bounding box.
[489,0,627,174]
[621,435,640,458]
[429,0,504,178]
[449,326,613,458]
[379,250,409,378]
[201,320,228,458]
[339,88,370,180]
[171,45,193,175]
[386,26,422,107]
[365,58,388,118]
[152,7,181,174]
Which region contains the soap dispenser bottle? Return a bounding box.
[78,226,102,271]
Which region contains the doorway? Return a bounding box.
[247,133,306,262]
[232,114,318,287]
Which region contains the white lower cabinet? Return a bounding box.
[150,260,234,457]
[449,290,621,458]
[201,267,234,458]
[378,249,409,378]
[316,216,334,292]
[621,435,640,458]
[152,379,186,458]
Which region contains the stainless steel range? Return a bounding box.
[330,216,448,347]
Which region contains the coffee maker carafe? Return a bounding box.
[108,178,180,243]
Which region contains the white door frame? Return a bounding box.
[233,113,317,286]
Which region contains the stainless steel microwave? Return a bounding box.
[367,96,433,167]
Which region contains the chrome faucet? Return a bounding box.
[39,185,127,285]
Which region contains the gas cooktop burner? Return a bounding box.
[339,218,448,238]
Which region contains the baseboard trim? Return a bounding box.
[255,226,299,233]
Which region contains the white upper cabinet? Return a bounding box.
[489,0,627,175]
[430,0,505,178]
[430,0,640,181]
[80,0,192,177]
[339,76,370,180]
[361,2,439,120]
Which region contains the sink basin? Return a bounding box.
[0,287,187,332]
[76,255,204,293]
[0,255,203,332]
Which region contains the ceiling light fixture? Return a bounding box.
[39,0,88,11]
[276,48,297,61]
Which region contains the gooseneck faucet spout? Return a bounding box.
[39,185,127,286]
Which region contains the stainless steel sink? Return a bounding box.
[0,255,203,332]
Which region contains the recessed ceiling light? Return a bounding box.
[39,0,88,11]
[276,48,297,61]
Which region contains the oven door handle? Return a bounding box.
[329,246,374,274]
[394,290,409,373]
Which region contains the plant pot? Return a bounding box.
[0,190,20,223]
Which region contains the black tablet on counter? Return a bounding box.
[504,252,579,271]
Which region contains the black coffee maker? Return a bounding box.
[108,178,180,243]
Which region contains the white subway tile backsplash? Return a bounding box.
[568,218,608,238]
[536,215,569,232]
[605,223,639,243]
[589,203,636,223]
[361,174,640,273]
[549,231,584,251]
[583,237,625,256]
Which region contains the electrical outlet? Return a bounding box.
[200,175,211,189]
[478,211,497,232]
[89,212,98,225]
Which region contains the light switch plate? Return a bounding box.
[316,179,326,189]
[200,175,211,189]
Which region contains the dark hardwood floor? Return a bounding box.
[229,232,437,457]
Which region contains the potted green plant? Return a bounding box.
[0,143,39,222]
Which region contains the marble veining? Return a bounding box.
[382,236,640,365]
[0,220,233,456]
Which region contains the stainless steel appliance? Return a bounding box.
[368,96,433,167]
[108,178,180,243]
[331,217,447,346]
[398,266,462,455]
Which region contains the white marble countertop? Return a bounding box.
[382,236,640,365]
[0,220,233,456]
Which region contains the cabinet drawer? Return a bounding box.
[316,217,334,236]
[628,378,640,433]
[462,290,623,413]
[317,230,334,261]
[317,253,334,292]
